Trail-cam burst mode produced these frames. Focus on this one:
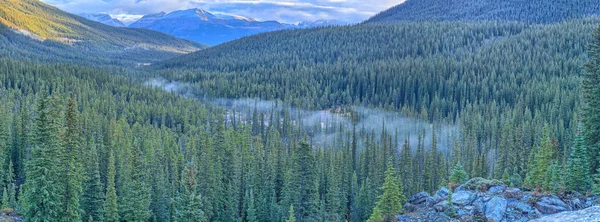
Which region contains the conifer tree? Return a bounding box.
[22,94,63,221]
[119,138,151,222]
[566,126,593,192]
[81,144,105,222]
[176,161,205,222]
[370,162,405,222]
[246,189,257,222]
[510,167,523,188]
[582,24,600,174]
[285,205,296,222]
[60,98,84,222]
[449,163,469,186]
[502,169,510,185]
[1,187,8,209]
[104,150,119,222]
[525,129,556,189]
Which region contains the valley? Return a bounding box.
[1,0,600,221]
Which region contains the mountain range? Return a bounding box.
[84,10,347,45]
[0,0,205,66]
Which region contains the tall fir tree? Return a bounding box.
[104,149,119,222]
[80,143,105,222]
[566,125,593,192]
[369,162,405,222]
[22,94,63,221]
[175,161,206,222]
[60,98,84,222]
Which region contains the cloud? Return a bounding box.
[41,0,405,23]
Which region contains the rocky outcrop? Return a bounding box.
[531,206,600,222]
[399,178,600,222]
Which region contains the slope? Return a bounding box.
[365,0,600,24]
[0,0,207,66]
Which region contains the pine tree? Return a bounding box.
[176,161,205,222]
[370,162,405,222]
[285,205,296,222]
[582,24,600,175]
[60,98,84,222]
[544,162,564,193]
[510,167,523,188]
[104,150,119,222]
[119,138,151,222]
[525,129,556,189]
[449,163,469,187]
[502,169,510,185]
[566,126,593,192]
[1,187,8,209]
[81,144,105,222]
[22,94,63,221]
[246,189,257,222]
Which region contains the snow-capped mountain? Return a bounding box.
[79,13,126,27]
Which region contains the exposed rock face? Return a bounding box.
[398,178,600,222]
[531,206,600,222]
[485,196,507,222]
[534,196,568,214]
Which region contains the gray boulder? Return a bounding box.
[433,187,450,203]
[409,192,431,205]
[485,196,507,222]
[452,190,477,206]
[535,196,568,214]
[503,188,524,199]
[488,186,506,195]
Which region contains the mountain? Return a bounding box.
[79,13,126,27]
[129,8,285,45]
[366,0,600,23]
[0,0,206,66]
[295,20,347,28]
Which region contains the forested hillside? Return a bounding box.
[0,0,206,66]
[366,0,600,23]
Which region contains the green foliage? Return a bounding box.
[366,0,600,23]
[371,163,405,221]
[104,150,118,222]
[502,169,510,185]
[285,205,296,222]
[525,129,557,189]
[566,126,593,192]
[463,178,504,191]
[175,162,206,222]
[449,163,469,186]
[510,167,523,188]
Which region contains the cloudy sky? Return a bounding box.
[41,0,404,24]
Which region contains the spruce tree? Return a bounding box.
[525,129,556,189]
[285,205,296,222]
[502,169,510,185]
[119,138,151,222]
[22,94,63,221]
[60,98,84,222]
[81,144,105,222]
[370,162,405,222]
[449,163,469,186]
[104,150,119,222]
[246,189,257,222]
[582,24,600,174]
[510,167,523,188]
[566,126,593,192]
[176,161,205,222]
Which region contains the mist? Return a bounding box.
[146,78,459,154]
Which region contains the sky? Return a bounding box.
[41,0,404,24]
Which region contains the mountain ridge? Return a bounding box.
[0,0,206,66]
[366,0,600,23]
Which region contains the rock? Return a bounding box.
[503,188,524,199]
[488,186,506,195]
[433,187,450,202]
[535,196,568,214]
[511,202,536,215]
[409,191,431,205]
[531,206,600,222]
[568,198,585,211]
[434,201,448,212]
[484,196,507,222]
[452,190,477,206]
[404,203,416,213]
